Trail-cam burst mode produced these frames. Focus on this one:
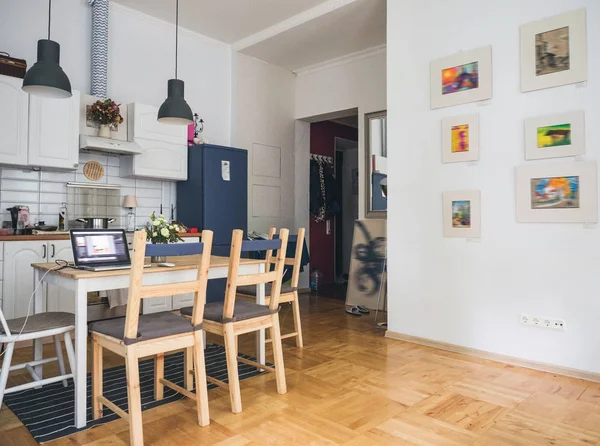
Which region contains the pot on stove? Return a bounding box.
[76,217,116,229]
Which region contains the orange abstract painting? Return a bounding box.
[451,124,469,153]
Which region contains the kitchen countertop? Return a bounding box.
[0,232,202,242]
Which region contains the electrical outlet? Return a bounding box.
[543,319,552,328]
[520,313,565,331]
[552,319,566,331]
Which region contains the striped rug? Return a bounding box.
[3,344,266,443]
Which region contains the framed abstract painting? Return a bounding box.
[520,9,587,92]
[525,111,585,160]
[442,190,481,238]
[442,114,480,163]
[430,46,492,109]
[515,161,597,223]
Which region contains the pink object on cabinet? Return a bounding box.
[187,123,194,146]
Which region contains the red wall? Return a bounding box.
[310,121,358,284]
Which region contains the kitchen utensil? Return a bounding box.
[38,225,58,231]
[7,205,30,234]
[76,217,116,229]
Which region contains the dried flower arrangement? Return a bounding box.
[86,98,124,129]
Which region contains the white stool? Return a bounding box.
[0,310,75,408]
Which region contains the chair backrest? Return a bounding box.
[223,229,289,320]
[263,227,277,268]
[266,227,306,290]
[287,228,306,289]
[0,306,11,337]
[123,230,213,344]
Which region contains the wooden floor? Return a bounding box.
[2,295,600,445]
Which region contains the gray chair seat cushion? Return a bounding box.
[236,283,295,297]
[0,312,75,335]
[89,312,195,345]
[181,300,275,323]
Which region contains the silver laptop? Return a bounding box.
[70,228,132,271]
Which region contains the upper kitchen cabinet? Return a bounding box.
[120,138,187,180]
[28,90,80,170]
[122,102,188,180]
[128,103,186,145]
[0,74,29,166]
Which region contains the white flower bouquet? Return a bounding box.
[145,212,183,244]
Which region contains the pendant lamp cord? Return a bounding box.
[175,0,179,79]
[48,0,52,39]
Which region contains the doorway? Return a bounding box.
[308,117,358,297]
[335,137,359,284]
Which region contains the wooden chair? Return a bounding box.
[180,228,289,413]
[0,311,76,409]
[88,230,213,446]
[237,227,306,347]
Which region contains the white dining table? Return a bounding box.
[31,256,266,429]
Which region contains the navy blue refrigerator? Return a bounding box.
[177,144,248,302]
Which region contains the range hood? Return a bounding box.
[79,135,142,155]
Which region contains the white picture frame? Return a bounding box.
[525,111,585,160]
[430,46,492,109]
[520,9,587,92]
[79,94,128,141]
[441,114,480,163]
[515,161,597,223]
[443,190,481,238]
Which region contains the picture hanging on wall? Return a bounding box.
[442,190,481,238]
[441,114,480,163]
[520,9,587,92]
[430,46,492,109]
[525,111,585,160]
[515,161,597,223]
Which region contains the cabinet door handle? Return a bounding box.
[51,244,55,258]
[42,244,47,259]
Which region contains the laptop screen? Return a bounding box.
[70,229,131,266]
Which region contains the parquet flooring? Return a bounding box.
[1,294,598,445]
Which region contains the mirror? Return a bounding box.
[365,110,387,218]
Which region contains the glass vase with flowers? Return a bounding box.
[145,212,183,263]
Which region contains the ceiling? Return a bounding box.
[112,0,326,44]
[241,0,386,71]
[113,0,386,72]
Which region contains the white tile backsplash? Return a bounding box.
[0,153,177,227]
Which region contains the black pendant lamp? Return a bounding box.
[22,0,72,99]
[158,0,193,125]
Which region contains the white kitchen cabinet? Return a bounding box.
[3,241,46,319]
[128,102,186,145]
[143,236,200,314]
[28,90,80,170]
[142,295,171,314]
[120,138,187,181]
[46,240,75,313]
[0,74,29,166]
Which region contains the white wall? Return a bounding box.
[231,53,296,233]
[387,0,600,373]
[0,0,231,146]
[295,50,386,220]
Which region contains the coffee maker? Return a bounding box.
[7,205,30,235]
